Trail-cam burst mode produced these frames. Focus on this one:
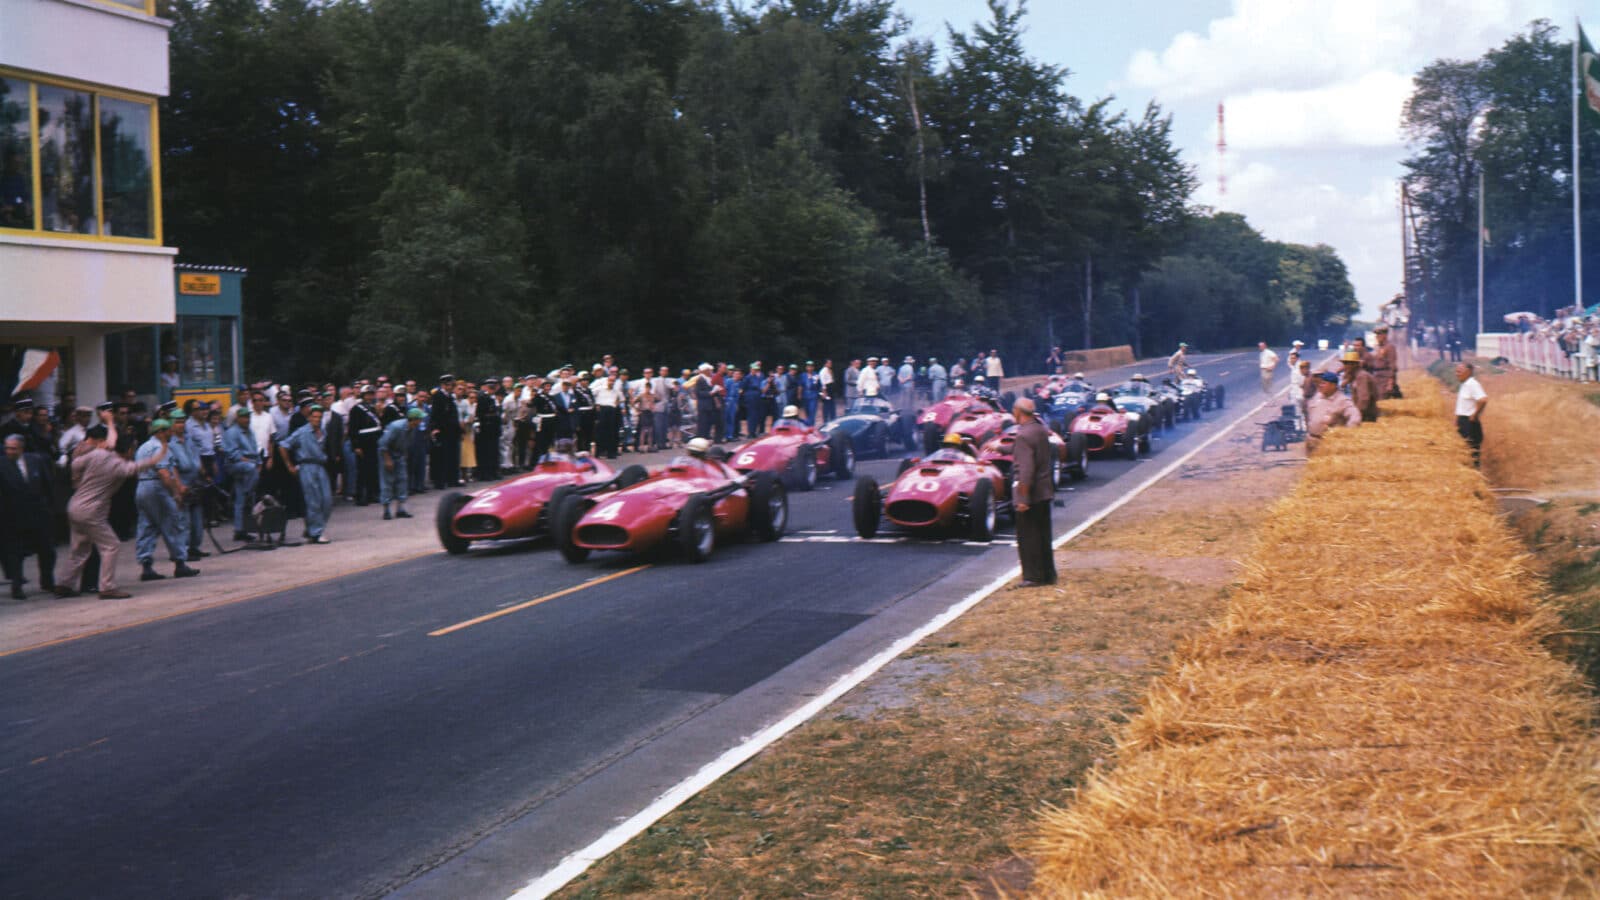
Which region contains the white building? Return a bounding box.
[0,0,174,407]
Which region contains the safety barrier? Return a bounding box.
[1492,331,1597,381]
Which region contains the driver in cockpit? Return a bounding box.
[773,404,806,430]
[1091,391,1121,413]
[925,431,978,463]
[541,437,598,471]
[678,436,738,478]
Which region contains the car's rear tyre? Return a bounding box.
[1214,384,1226,409]
[1120,429,1140,460]
[829,433,854,479]
[790,445,818,492]
[853,476,881,539]
[920,421,942,455]
[615,464,648,488]
[551,489,590,563]
[436,491,471,555]
[748,471,787,541]
[1066,431,1089,481]
[676,493,715,562]
[967,478,995,542]
[1139,418,1153,454]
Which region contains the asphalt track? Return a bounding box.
[2,352,1271,899]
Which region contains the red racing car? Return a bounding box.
[851,440,1010,542]
[435,457,642,554]
[551,440,788,564]
[943,402,1013,450]
[728,415,854,491]
[913,391,981,452]
[979,423,1088,485]
[1069,393,1150,459]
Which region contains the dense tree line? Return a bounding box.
[1403,20,1598,329]
[160,0,1351,381]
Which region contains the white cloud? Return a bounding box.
[1125,0,1554,101]
[1225,71,1416,151]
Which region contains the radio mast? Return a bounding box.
[1217,102,1228,197]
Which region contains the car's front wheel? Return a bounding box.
[748,471,788,541]
[436,491,471,555]
[967,478,995,542]
[676,494,716,562]
[550,487,590,563]
[853,475,882,539]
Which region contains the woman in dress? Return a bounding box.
[457,383,477,482]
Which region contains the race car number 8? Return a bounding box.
[737,452,757,466]
[592,500,624,521]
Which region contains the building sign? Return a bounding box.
[178,274,222,295]
[172,387,236,411]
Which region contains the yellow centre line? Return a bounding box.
[429,565,651,637]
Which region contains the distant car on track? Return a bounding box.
[822,396,915,457]
[1070,393,1150,459]
[435,457,642,554]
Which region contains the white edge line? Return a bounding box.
[510,381,1289,900]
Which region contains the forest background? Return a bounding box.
[160,0,1359,381]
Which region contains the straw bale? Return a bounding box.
[1026,368,1600,897]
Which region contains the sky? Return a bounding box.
[893,0,1591,318]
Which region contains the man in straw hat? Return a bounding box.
[1340,349,1380,423]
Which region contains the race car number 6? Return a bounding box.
[592,500,624,520]
[736,452,757,466]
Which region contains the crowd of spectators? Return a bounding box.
[1495,307,1600,382]
[0,349,1009,601]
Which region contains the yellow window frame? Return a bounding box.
[0,66,163,246]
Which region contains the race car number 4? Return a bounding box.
[591,500,625,521]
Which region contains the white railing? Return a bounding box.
[1486,331,1598,381]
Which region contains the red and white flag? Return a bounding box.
[12,349,60,395]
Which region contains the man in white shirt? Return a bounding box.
[817,359,836,422]
[858,358,880,397]
[984,349,1004,392]
[1257,342,1280,393]
[1454,362,1488,467]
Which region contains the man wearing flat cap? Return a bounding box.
[1,398,50,456]
[1305,372,1361,454]
[134,417,200,581]
[429,374,462,489]
[282,404,334,543]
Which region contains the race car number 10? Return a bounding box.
[915,478,940,492]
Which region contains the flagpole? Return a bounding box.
[1575,18,1584,316]
[1478,168,1485,335]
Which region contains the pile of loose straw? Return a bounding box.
[1028,373,1600,896]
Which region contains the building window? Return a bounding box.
[0,78,31,229]
[38,84,98,235]
[100,96,154,238]
[0,70,158,244]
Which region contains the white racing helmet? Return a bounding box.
[686,437,712,458]
[782,404,800,419]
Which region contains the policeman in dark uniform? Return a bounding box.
[0,399,50,455]
[428,374,462,489]
[347,385,383,505]
[475,378,501,481]
[571,373,595,456]
[529,379,558,461]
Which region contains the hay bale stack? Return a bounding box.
[1028,370,1600,896]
